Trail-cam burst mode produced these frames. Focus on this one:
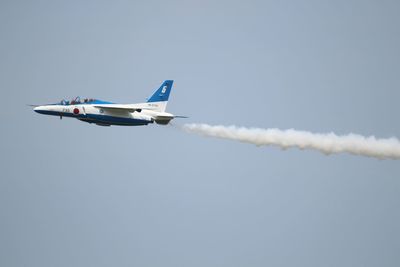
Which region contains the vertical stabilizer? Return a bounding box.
[146,80,173,112]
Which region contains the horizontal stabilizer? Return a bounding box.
[174,115,189,118]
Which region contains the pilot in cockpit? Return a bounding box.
[70,97,81,105]
[60,97,85,105]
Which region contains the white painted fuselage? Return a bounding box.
[33,80,179,126]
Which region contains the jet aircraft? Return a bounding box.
[32,80,184,126]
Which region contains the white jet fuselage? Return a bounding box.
[33,80,179,126]
[34,102,174,126]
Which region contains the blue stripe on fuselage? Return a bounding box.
[34,110,151,126]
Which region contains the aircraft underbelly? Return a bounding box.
[37,110,150,126]
[83,113,150,126]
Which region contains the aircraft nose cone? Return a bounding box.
[34,106,46,114]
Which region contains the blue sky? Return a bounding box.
[1,1,399,266]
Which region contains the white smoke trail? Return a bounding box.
[180,123,400,160]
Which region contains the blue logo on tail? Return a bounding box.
[147,80,173,102]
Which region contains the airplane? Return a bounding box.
[32,80,185,126]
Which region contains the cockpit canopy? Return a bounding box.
[58,97,99,106]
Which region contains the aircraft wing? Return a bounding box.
[93,104,154,112]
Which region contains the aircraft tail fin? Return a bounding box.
[147,80,173,103]
[146,80,173,112]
